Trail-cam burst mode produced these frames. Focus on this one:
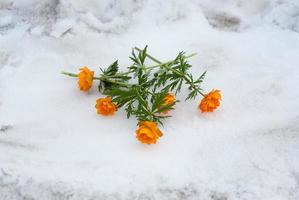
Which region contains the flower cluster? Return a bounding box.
[62,46,221,145]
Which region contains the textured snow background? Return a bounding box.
[0,0,299,199]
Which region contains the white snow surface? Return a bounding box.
[1,0,299,199]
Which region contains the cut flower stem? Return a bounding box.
[61,72,132,87]
[134,47,205,97]
[62,47,205,96]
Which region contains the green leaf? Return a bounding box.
[138,45,148,65]
[103,60,119,76]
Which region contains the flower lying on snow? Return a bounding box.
[160,93,176,114]
[136,121,163,144]
[199,89,221,112]
[78,67,94,91]
[95,97,117,116]
[62,46,222,145]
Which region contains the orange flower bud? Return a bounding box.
[95,97,117,116]
[160,93,176,114]
[136,121,163,144]
[199,89,221,112]
[78,67,94,91]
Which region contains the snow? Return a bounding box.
[1,0,299,199]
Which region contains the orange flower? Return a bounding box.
[77,67,94,91]
[160,93,176,114]
[136,121,163,144]
[199,89,221,112]
[95,97,117,116]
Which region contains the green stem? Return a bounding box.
[134,47,196,68]
[100,75,132,87]
[134,47,162,64]
[107,50,196,77]
[145,54,197,69]
[61,71,77,77]
[61,72,132,87]
[134,47,204,97]
[134,47,196,65]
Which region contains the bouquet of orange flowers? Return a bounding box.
[62,46,221,144]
